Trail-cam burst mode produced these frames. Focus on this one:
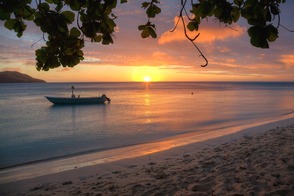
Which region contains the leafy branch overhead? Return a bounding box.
[0,0,289,71]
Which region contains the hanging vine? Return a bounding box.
[171,0,208,67]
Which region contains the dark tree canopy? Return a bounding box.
[0,0,288,71]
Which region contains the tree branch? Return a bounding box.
[279,24,294,32]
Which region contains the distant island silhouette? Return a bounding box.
[0,71,46,83]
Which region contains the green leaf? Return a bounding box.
[138,25,146,30]
[142,2,150,8]
[145,4,161,18]
[105,18,116,30]
[70,27,81,37]
[121,0,128,3]
[146,6,156,18]
[45,0,54,3]
[214,6,223,18]
[106,0,117,9]
[69,0,81,11]
[15,21,27,37]
[196,1,213,18]
[248,25,269,48]
[148,27,157,38]
[152,5,161,15]
[60,56,68,66]
[187,22,198,31]
[93,35,102,42]
[241,7,252,20]
[72,56,80,65]
[76,49,83,57]
[23,6,35,20]
[233,0,243,7]
[248,25,263,37]
[65,48,76,55]
[61,11,75,24]
[102,34,113,45]
[267,32,278,42]
[77,55,84,61]
[0,8,10,20]
[4,19,17,30]
[39,2,50,12]
[57,23,68,34]
[55,1,64,12]
[76,39,84,48]
[247,18,261,26]
[266,8,272,22]
[141,28,150,38]
[250,35,269,48]
[270,4,280,15]
[36,47,48,63]
[266,24,278,42]
[232,6,240,22]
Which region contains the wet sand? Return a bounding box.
[0,117,293,195]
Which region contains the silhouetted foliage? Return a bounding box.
[0,0,289,70]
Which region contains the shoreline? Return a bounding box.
[0,115,293,195]
[0,114,293,185]
[0,114,294,185]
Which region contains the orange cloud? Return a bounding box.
[1,67,22,72]
[159,17,245,44]
[151,51,177,64]
[57,68,73,72]
[279,54,294,68]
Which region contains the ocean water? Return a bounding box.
[0,82,293,168]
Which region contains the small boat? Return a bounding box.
[45,86,111,105]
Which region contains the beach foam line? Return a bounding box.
[0,114,293,184]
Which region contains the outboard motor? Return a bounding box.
[102,94,111,102]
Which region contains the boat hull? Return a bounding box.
[45,96,107,105]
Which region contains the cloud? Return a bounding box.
[57,68,73,72]
[151,51,176,63]
[158,17,245,45]
[83,57,103,64]
[279,54,294,68]
[1,67,22,72]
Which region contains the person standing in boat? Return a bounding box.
[71,85,75,98]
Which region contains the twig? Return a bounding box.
[279,24,294,32]
[31,34,46,48]
[169,0,208,67]
[276,14,280,29]
[190,41,208,67]
[225,24,239,31]
[170,16,181,32]
[180,14,200,41]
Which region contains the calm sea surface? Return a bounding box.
[0,82,293,168]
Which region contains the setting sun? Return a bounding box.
[132,66,161,82]
[144,76,151,82]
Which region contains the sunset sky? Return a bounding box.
[0,0,294,82]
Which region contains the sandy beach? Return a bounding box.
[0,117,293,196]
